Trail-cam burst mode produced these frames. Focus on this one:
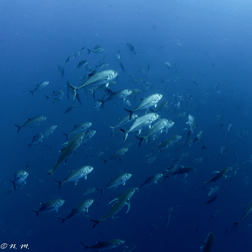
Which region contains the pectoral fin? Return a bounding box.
[126,200,131,214]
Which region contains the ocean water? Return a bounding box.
[1,0,252,251]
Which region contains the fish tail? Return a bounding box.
[57,217,66,223]
[47,165,57,176]
[9,179,16,190]
[97,188,104,195]
[233,222,238,228]
[29,90,34,95]
[136,135,144,147]
[54,180,63,189]
[66,82,78,100]
[90,219,100,228]
[31,210,39,217]
[80,242,89,249]
[120,129,128,142]
[62,133,69,140]
[124,108,133,119]
[14,124,22,133]
[87,49,91,54]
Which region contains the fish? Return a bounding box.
[165,62,171,69]
[54,166,94,188]
[110,114,138,134]
[123,244,137,252]
[136,119,169,146]
[208,186,219,197]
[140,173,163,188]
[102,148,129,164]
[83,187,99,196]
[98,173,132,194]
[186,114,197,135]
[126,42,138,54]
[161,164,180,182]
[172,167,196,178]
[31,199,65,217]
[63,122,92,140]
[204,195,217,205]
[115,50,121,60]
[81,239,125,250]
[76,60,88,68]
[200,232,214,252]
[193,131,206,150]
[119,62,125,71]
[67,70,118,100]
[203,167,229,188]
[120,113,159,142]
[47,132,86,175]
[103,89,132,103]
[57,64,64,77]
[15,116,47,133]
[29,81,49,95]
[124,93,162,119]
[91,188,137,228]
[62,103,76,115]
[228,123,233,131]
[85,151,104,158]
[80,130,96,145]
[28,133,44,147]
[87,45,105,54]
[166,207,173,228]
[216,114,224,129]
[9,170,29,190]
[58,199,93,223]
[43,125,57,138]
[150,100,168,112]
[152,135,182,152]
[233,201,252,228]
[45,90,64,101]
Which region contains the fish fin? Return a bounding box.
[87,49,91,54]
[29,90,34,95]
[9,179,16,190]
[31,210,39,217]
[62,133,69,140]
[120,129,128,142]
[57,217,66,223]
[80,242,90,249]
[124,108,133,119]
[108,198,118,205]
[126,200,131,214]
[54,180,63,188]
[135,135,144,147]
[14,124,22,133]
[90,219,100,228]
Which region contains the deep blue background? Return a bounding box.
[1,0,252,251]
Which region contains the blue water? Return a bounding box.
[1,0,252,251]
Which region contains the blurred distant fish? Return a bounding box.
[203,167,229,189]
[193,131,206,150]
[172,166,195,178]
[54,166,94,188]
[57,64,64,77]
[31,199,65,217]
[200,232,214,252]
[204,195,217,205]
[63,122,92,140]
[85,151,104,158]
[43,125,57,138]
[15,116,47,133]
[126,42,138,54]
[103,89,132,103]
[76,60,88,68]
[186,114,197,135]
[166,207,173,228]
[119,62,125,71]
[102,148,129,164]
[58,199,93,223]
[9,170,29,190]
[28,133,43,147]
[87,45,105,54]
[62,103,76,115]
[208,186,219,197]
[216,114,224,129]
[115,50,121,60]
[139,173,163,188]
[152,135,182,152]
[228,123,233,131]
[83,187,99,196]
[233,201,252,228]
[81,239,125,250]
[123,244,137,252]
[45,90,64,101]
[29,81,49,95]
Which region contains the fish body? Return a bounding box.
[103,148,129,164]
[126,42,138,54]
[120,113,159,142]
[194,131,205,149]
[15,116,47,133]
[47,132,86,175]
[208,186,219,197]
[81,130,96,145]
[31,199,65,217]
[91,188,137,228]
[55,166,94,188]
[204,167,229,185]
[110,114,138,134]
[186,114,197,135]
[233,201,252,228]
[83,187,98,196]
[125,93,162,119]
[86,151,104,158]
[9,170,29,190]
[29,81,49,95]
[173,167,195,178]
[87,46,106,54]
[63,122,92,140]
[45,90,64,101]
[166,207,173,228]
[123,244,137,252]
[58,199,93,223]
[76,60,88,68]
[204,195,217,205]
[136,119,169,146]
[201,232,214,252]
[28,133,44,147]
[152,135,182,151]
[115,50,121,60]
[150,100,168,112]
[43,125,57,138]
[62,103,76,115]
[105,89,132,102]
[81,239,125,250]
[140,173,163,188]
[99,173,132,194]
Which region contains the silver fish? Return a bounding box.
[28,133,43,147]
[81,239,125,250]
[29,81,49,95]
[43,125,57,138]
[200,232,214,252]
[102,148,129,164]
[126,42,138,54]
[9,170,29,190]
[110,114,138,134]
[186,114,197,135]
[63,122,92,140]
[123,244,137,252]
[15,116,47,133]
[152,135,182,152]
[140,173,163,188]
[45,90,64,101]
